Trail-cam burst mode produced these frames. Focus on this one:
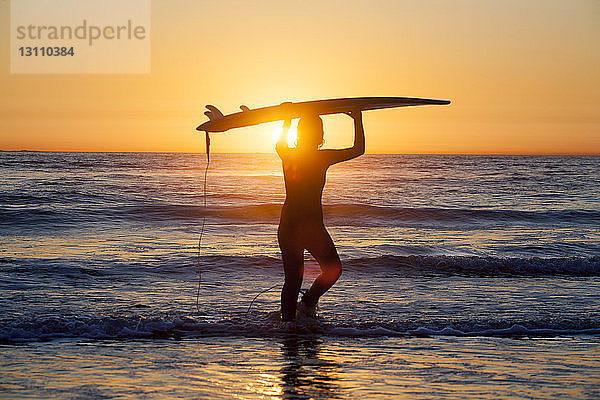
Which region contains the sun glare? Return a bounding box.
[272,124,297,148]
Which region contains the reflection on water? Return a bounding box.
[280,336,341,399]
[1,336,600,399]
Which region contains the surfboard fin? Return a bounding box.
[240,105,250,112]
[204,105,224,121]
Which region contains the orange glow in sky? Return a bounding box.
[1,0,599,154]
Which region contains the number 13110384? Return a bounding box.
[19,47,75,56]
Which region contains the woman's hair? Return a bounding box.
[296,115,324,149]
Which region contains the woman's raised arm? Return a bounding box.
[323,110,365,165]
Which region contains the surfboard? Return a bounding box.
[196,96,450,133]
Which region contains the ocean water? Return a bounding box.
[1,152,599,399]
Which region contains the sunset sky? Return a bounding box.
[1,0,599,154]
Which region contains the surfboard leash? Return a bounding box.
[195,132,211,314]
[194,130,278,316]
[246,284,281,314]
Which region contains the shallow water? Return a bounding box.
[2,336,600,399]
[1,152,599,398]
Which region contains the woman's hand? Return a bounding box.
[345,109,362,120]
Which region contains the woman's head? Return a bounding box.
[296,115,324,149]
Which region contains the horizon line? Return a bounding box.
[1,149,599,156]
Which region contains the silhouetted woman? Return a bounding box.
[276,110,365,321]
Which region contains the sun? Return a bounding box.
[272,123,297,148]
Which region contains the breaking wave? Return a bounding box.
[2,313,599,343]
[2,203,599,227]
[3,255,599,278]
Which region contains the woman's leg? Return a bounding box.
[278,230,304,321]
[302,227,342,308]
